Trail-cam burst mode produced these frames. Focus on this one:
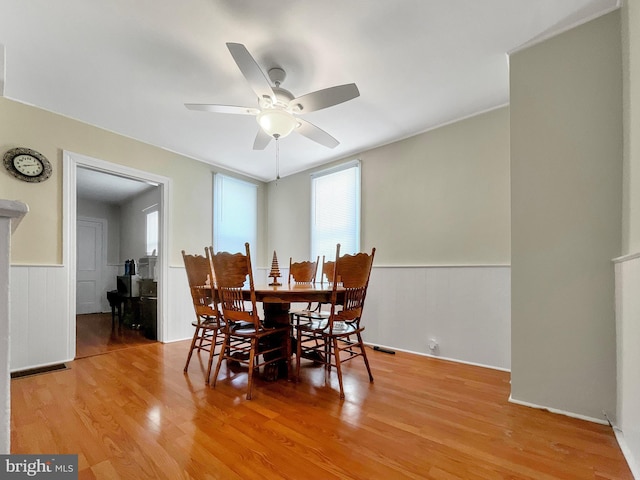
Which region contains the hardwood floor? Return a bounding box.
[11,342,633,479]
[76,313,156,359]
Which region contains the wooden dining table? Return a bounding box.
[242,283,343,380]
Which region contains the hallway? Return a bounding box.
[76,313,155,359]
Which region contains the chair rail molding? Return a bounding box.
[0,199,29,454]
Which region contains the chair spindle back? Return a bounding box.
[208,243,259,328]
[182,249,217,318]
[330,244,376,326]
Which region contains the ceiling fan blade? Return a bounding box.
[290,83,360,113]
[226,43,275,103]
[185,103,259,115]
[296,119,340,148]
[253,129,272,150]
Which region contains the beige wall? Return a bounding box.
[268,107,511,266]
[510,11,622,420]
[0,97,267,267]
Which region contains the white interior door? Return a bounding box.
[77,219,103,314]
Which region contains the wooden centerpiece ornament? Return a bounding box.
[268,251,282,286]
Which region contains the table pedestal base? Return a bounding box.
[262,301,291,381]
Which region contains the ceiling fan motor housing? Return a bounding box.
[268,67,286,86]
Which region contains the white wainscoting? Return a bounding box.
[8,264,269,371]
[10,265,71,371]
[10,264,194,371]
[614,253,640,478]
[365,266,511,370]
[164,266,271,343]
[10,264,511,373]
[166,265,198,343]
[258,265,511,370]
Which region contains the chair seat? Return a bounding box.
[228,323,289,337]
[290,308,330,330]
[191,317,224,329]
[292,308,329,319]
[297,319,361,336]
[229,325,257,335]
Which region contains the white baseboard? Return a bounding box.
[367,342,510,373]
[611,427,640,479]
[10,358,75,374]
[508,395,608,425]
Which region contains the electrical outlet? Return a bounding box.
[428,338,439,353]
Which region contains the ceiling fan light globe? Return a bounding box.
[257,109,298,138]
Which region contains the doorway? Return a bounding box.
[75,169,160,357]
[63,151,170,360]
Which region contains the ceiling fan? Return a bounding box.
[185,43,360,150]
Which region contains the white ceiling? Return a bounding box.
[0,0,619,182]
[76,167,157,205]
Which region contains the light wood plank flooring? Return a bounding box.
[11,341,633,479]
[76,313,156,359]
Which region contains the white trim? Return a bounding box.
[0,44,4,97]
[63,151,171,351]
[10,264,64,268]
[508,396,609,425]
[309,159,360,179]
[508,2,622,54]
[367,343,510,373]
[613,252,640,264]
[11,359,75,373]
[0,200,28,232]
[8,263,512,269]
[373,264,511,269]
[611,427,640,479]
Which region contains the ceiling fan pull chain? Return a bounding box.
[275,134,281,182]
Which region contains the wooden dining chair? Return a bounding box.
[209,243,291,400]
[182,248,225,384]
[290,255,336,327]
[288,257,318,285]
[295,244,376,399]
[288,256,319,327]
[320,256,336,284]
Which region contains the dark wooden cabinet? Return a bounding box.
[140,296,157,340]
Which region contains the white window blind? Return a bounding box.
[213,174,258,257]
[311,161,361,263]
[145,209,159,256]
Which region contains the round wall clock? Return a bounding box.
[3,147,53,183]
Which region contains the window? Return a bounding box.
[311,161,361,262]
[145,209,159,256]
[213,174,258,257]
